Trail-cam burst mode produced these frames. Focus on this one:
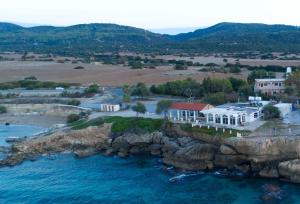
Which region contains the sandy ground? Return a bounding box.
[0,61,246,86]
[0,115,66,128]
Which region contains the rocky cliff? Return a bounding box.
[2,124,300,184]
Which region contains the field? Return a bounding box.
[0,61,246,86]
[1,53,300,86]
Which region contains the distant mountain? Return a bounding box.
[171,22,300,52]
[0,23,171,55]
[0,22,300,54]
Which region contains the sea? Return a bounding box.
[1,125,300,204]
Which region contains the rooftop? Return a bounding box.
[171,102,209,111]
[255,78,285,82]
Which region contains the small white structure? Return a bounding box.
[286,67,292,78]
[55,87,65,91]
[100,104,120,112]
[274,103,293,117]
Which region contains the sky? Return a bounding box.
[0,0,299,32]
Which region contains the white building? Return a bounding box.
[202,100,270,127]
[100,104,120,112]
[169,102,214,122]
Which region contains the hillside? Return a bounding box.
[0,23,171,55]
[172,22,300,53]
[0,22,300,54]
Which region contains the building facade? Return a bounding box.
[254,78,285,96]
[201,101,269,127]
[100,104,120,112]
[169,102,213,122]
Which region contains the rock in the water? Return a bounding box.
[279,159,300,183]
[74,147,97,158]
[259,166,279,178]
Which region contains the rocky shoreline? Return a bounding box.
[1,123,300,184]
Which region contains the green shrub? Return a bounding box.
[263,105,280,120]
[67,114,80,123]
[0,106,7,114]
[67,99,81,106]
[104,116,163,133]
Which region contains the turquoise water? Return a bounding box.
[0,125,45,146]
[1,154,300,204]
[1,127,300,203]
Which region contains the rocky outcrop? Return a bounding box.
[0,124,111,166]
[224,136,300,163]
[278,160,300,183]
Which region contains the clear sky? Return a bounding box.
[0,0,299,29]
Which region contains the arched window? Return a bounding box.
[230,116,236,125]
[215,115,221,124]
[223,115,228,125]
[208,114,214,122]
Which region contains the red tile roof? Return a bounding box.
[171,102,209,111]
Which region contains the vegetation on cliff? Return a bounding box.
[69,116,164,134]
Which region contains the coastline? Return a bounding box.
[2,122,300,184]
[0,114,66,128]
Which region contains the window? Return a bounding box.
[223,115,228,125]
[279,83,282,87]
[208,114,214,122]
[190,111,194,117]
[254,112,258,118]
[198,111,205,118]
[242,114,246,122]
[275,83,278,86]
[230,116,236,125]
[215,115,221,124]
[264,83,268,86]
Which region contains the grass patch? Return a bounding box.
[104,116,164,133]
[69,116,164,133]
[181,124,250,138]
[69,118,105,130]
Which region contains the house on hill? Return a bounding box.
[254,67,292,96]
[254,78,286,96]
[169,102,214,122]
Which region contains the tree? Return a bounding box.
[122,85,131,103]
[131,83,150,98]
[67,99,81,106]
[263,105,280,120]
[229,66,241,73]
[156,100,172,119]
[0,106,7,114]
[67,114,80,123]
[286,70,300,96]
[132,102,146,117]
[247,70,276,84]
[85,84,99,94]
